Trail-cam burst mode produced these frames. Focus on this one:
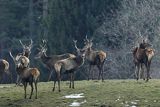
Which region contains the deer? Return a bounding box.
[9,39,33,85]
[53,40,86,92]
[34,40,76,81]
[0,59,11,83]
[19,39,33,58]
[83,36,107,81]
[9,51,30,85]
[132,38,154,82]
[15,56,40,99]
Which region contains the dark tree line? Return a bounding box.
[1,0,159,83]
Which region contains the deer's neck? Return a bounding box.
[24,52,30,58]
[85,48,95,62]
[74,56,84,67]
[41,53,50,64]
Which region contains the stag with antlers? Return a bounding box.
[9,39,33,85]
[132,37,154,82]
[35,40,76,81]
[83,36,107,81]
[53,40,86,92]
[19,39,33,58]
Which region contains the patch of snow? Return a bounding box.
[125,104,129,107]
[115,98,120,101]
[69,101,81,107]
[125,101,128,104]
[131,101,137,105]
[131,105,137,107]
[69,100,86,107]
[144,100,148,102]
[64,93,84,99]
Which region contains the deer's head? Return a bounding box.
[35,39,47,59]
[73,40,86,58]
[139,38,152,49]
[19,39,33,57]
[9,51,29,68]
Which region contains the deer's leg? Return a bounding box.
[69,72,72,88]
[97,65,102,80]
[29,82,34,99]
[23,82,27,99]
[134,64,137,79]
[16,75,21,86]
[48,70,53,81]
[146,62,151,82]
[136,64,140,81]
[138,64,142,80]
[0,72,2,83]
[141,64,145,80]
[9,72,13,83]
[34,81,38,99]
[57,72,61,92]
[101,62,105,82]
[72,72,74,89]
[0,73,4,84]
[52,72,57,92]
[88,65,92,80]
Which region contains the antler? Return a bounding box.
[9,51,15,62]
[29,39,33,47]
[85,35,89,42]
[73,40,79,51]
[19,40,26,48]
[42,39,47,48]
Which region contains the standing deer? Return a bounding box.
[19,39,33,58]
[9,51,30,85]
[0,59,11,83]
[53,40,86,92]
[15,57,40,99]
[133,38,154,81]
[83,36,106,81]
[35,40,76,81]
[9,39,33,85]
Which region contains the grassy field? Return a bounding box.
[0,79,160,107]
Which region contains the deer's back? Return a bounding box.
[46,53,75,67]
[86,50,106,63]
[20,68,40,80]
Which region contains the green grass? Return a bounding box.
[1,79,160,107]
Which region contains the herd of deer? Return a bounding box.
[0,36,155,99]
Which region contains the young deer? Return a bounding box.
[133,39,154,81]
[0,59,11,83]
[16,57,40,99]
[53,40,86,92]
[83,36,106,81]
[35,40,75,81]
